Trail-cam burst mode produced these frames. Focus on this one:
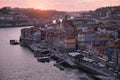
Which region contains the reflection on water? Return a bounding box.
[0,27,93,80]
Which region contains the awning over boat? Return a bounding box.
[82,57,94,62]
[68,52,82,57]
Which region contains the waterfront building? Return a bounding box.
[77,31,96,50]
[33,30,41,43]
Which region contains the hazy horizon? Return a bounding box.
[0,0,120,11]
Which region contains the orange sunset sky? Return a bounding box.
[0,0,120,11]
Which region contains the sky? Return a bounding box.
[0,0,120,11]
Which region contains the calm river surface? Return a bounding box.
[0,27,93,80]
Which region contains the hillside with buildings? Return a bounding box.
[0,6,120,28]
[0,7,66,27]
[80,6,120,19]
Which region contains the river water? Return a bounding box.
[0,27,94,80]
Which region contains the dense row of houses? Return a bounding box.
[20,15,119,51]
[20,16,120,69]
